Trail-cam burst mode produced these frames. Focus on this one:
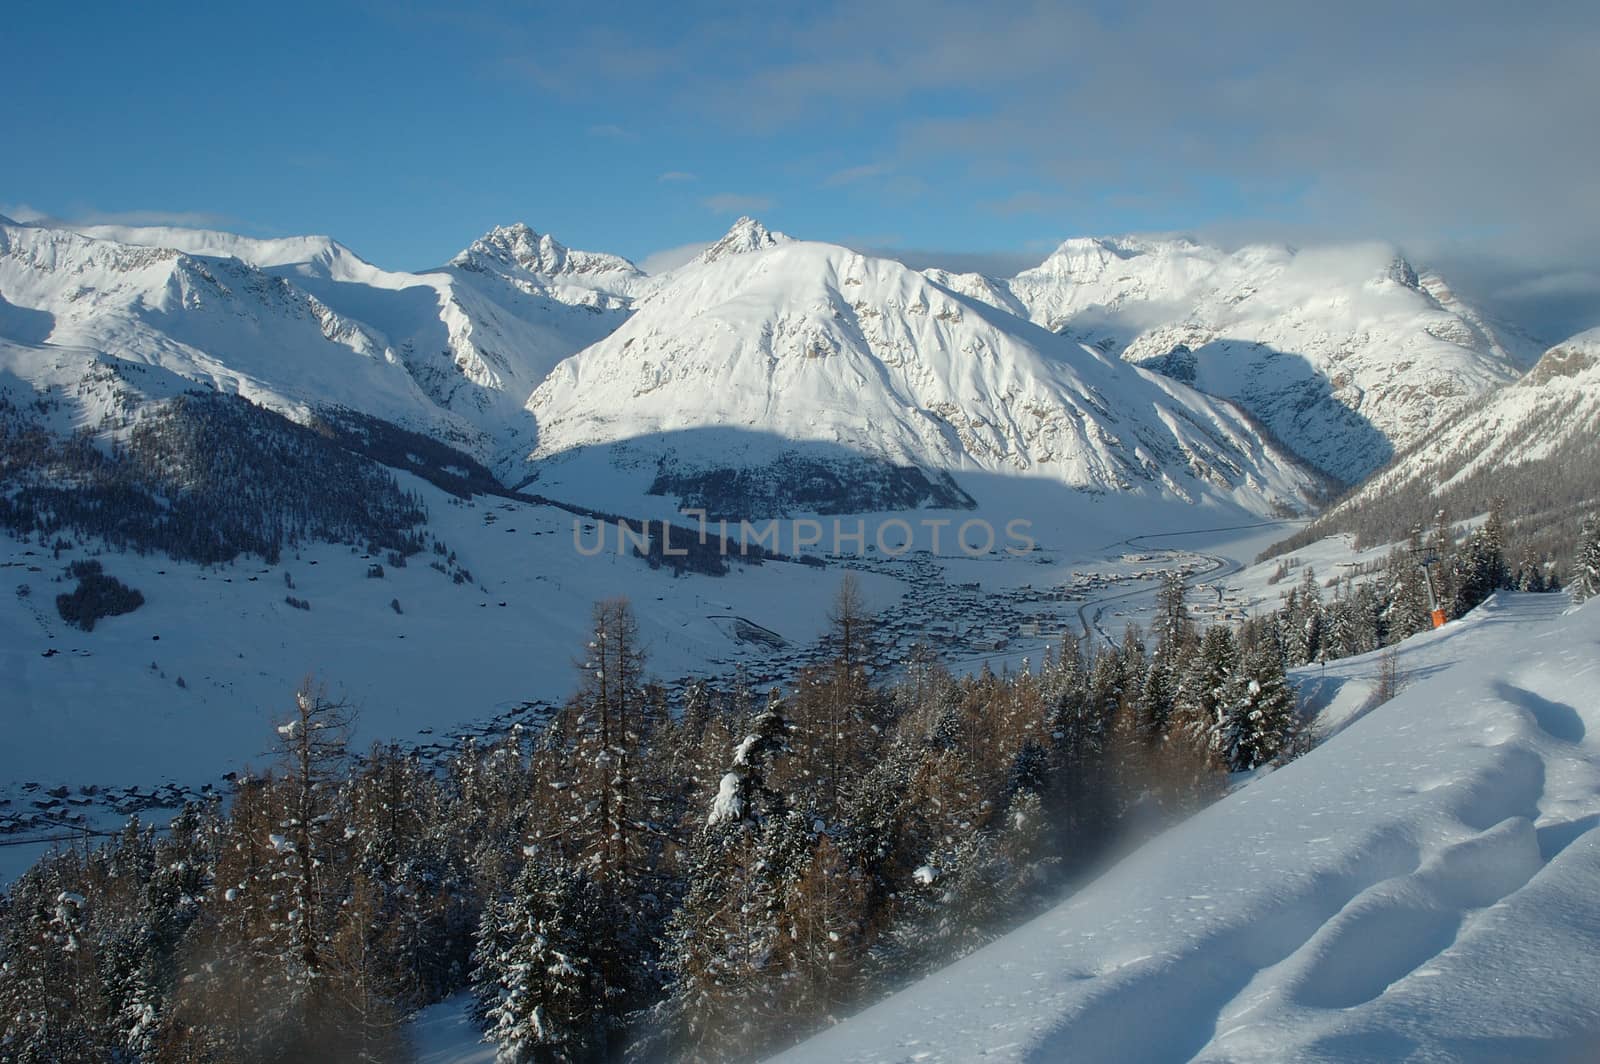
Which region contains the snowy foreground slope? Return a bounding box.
[771,593,1600,1064]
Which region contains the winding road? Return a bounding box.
[1075,521,1293,649]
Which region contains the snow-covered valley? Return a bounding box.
[3,206,1598,1064]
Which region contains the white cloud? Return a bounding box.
[3,204,251,230]
[823,162,892,187]
[640,242,713,275]
[0,204,49,223]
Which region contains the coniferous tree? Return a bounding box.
[472,860,609,1064]
[661,690,794,1059]
[1174,625,1237,763]
[1216,646,1296,773]
[1572,515,1600,604]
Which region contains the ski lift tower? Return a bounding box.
[1415,551,1448,629]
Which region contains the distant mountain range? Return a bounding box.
[0,211,1576,524]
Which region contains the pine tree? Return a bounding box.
[1572,515,1600,604]
[272,681,353,997]
[790,575,881,829]
[1284,567,1323,665]
[1174,625,1236,761]
[1216,646,1296,773]
[772,829,870,1035]
[1382,545,1431,642]
[662,691,796,1059]
[571,597,647,886]
[471,860,608,1064]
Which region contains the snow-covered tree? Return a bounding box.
[1216,647,1296,773]
[1572,515,1600,604]
[661,691,797,1058]
[472,860,608,1064]
[1175,625,1237,759]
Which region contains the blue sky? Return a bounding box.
[6,1,1598,333]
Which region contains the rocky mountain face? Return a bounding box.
[0,216,633,474]
[523,228,1321,517]
[999,236,1541,484]
[1269,328,1600,565]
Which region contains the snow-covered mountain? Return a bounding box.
[524,221,1321,518]
[447,221,646,310]
[772,592,1600,1064]
[694,215,793,264]
[0,219,463,437]
[0,211,1553,519]
[1001,236,1542,484]
[0,216,633,472]
[1304,328,1600,539]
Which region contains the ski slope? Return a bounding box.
[770,592,1600,1063]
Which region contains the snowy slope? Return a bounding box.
[525,221,1321,519]
[1005,237,1539,483]
[0,219,476,442]
[0,468,902,798]
[773,592,1600,1063]
[1324,328,1600,509]
[1,216,633,472]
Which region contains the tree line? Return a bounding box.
[0,390,428,567]
[1261,500,1600,670]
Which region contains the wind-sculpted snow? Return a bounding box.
[526,233,1320,517]
[772,593,1600,1063]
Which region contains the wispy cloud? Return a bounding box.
[658,171,699,183]
[823,162,892,187]
[873,247,1041,277]
[586,123,635,140]
[464,3,1600,284]
[640,241,712,275]
[702,193,773,215]
[3,204,254,231]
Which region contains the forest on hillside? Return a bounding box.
[0,390,428,566]
[0,576,1309,1064]
[1264,400,1600,574]
[3,496,1594,1063]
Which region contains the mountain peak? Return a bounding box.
[696,217,791,264]
[1042,233,1206,263]
[452,223,639,279]
[1526,327,1600,385]
[1382,252,1421,289]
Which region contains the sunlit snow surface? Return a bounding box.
[765,593,1600,1063]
